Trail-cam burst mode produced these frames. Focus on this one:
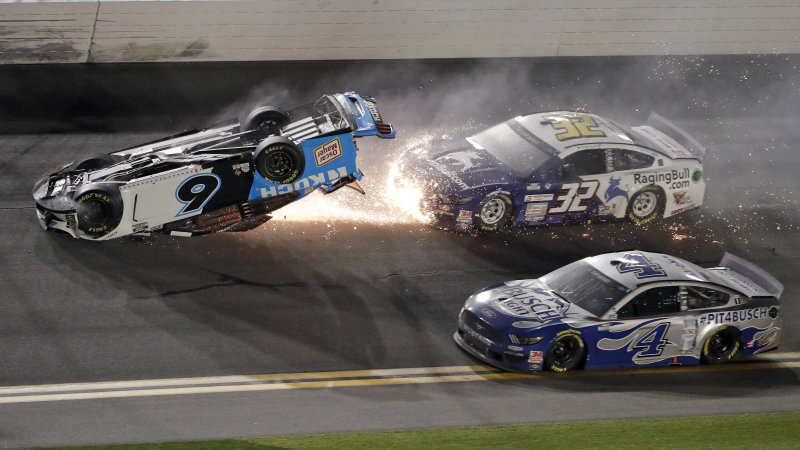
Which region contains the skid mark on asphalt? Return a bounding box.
[1,353,798,405]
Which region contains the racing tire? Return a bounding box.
[69,153,119,172]
[701,326,741,364]
[241,105,289,135]
[254,136,304,184]
[626,186,664,224]
[476,194,513,232]
[545,332,586,373]
[74,185,123,238]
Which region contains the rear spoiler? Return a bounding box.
[720,252,784,298]
[646,112,707,162]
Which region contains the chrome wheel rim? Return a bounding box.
[480,198,506,225]
[632,191,657,218]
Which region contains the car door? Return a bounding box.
[534,148,606,224]
[593,285,687,368]
[598,148,657,219]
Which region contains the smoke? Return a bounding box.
[226,56,798,232]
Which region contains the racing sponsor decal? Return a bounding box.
[436,150,492,173]
[65,213,77,230]
[673,190,688,204]
[680,316,698,351]
[698,307,770,325]
[427,158,470,190]
[259,166,348,198]
[604,176,628,202]
[633,168,691,190]
[527,183,541,191]
[480,307,497,319]
[175,173,221,216]
[132,222,149,233]
[524,194,553,202]
[314,138,343,167]
[753,326,780,347]
[456,209,472,227]
[491,280,572,325]
[232,162,250,175]
[525,202,548,221]
[364,99,383,123]
[528,350,543,364]
[615,253,667,279]
[692,168,702,183]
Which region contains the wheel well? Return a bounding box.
[702,325,743,356]
[627,184,666,217]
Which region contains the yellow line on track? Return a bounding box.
[0,365,495,396]
[0,353,797,405]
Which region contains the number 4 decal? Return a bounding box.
[616,253,667,279]
[631,322,670,357]
[175,173,221,217]
[548,180,599,214]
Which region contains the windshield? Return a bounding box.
[542,261,630,316]
[468,121,553,177]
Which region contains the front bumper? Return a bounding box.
[454,313,545,374]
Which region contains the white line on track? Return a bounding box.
[0,352,797,405]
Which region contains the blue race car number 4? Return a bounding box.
[616,253,667,279]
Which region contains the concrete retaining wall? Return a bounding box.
[1,1,799,64]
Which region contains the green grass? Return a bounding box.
[47,412,800,449]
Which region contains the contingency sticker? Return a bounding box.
[314,138,343,167]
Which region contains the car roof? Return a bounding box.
[585,251,711,289]
[515,111,639,154]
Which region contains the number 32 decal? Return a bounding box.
[548,180,599,214]
[175,173,221,217]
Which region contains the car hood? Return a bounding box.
[465,279,596,332]
[400,138,517,192]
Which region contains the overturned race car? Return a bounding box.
[455,251,783,373]
[33,92,395,240]
[395,111,705,231]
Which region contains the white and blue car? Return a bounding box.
[455,251,783,373]
[396,111,705,231]
[33,92,394,240]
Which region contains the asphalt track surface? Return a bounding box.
[1,57,799,448]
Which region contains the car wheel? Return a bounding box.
[69,153,119,172]
[476,194,513,231]
[241,105,289,135]
[627,186,664,224]
[74,185,123,238]
[701,326,740,364]
[545,333,585,373]
[254,136,305,184]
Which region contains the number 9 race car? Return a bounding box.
[33,92,395,240]
[394,111,705,231]
[455,251,783,373]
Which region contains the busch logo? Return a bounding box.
[314,138,343,167]
[259,166,348,198]
[492,283,571,324]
